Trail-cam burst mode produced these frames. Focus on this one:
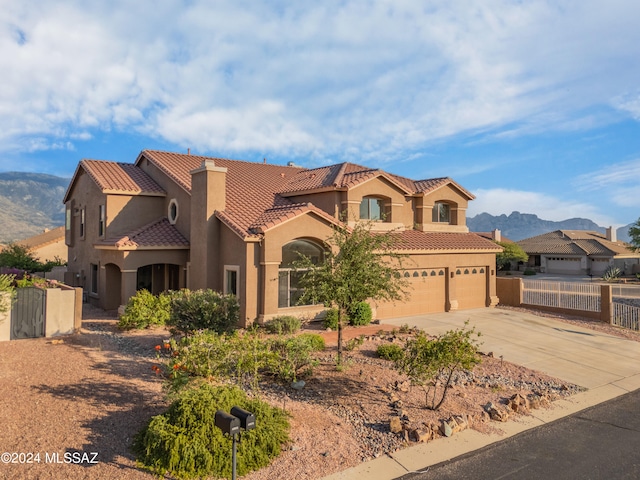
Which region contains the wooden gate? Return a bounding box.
[11,287,45,339]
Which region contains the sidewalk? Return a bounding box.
[322,308,640,480]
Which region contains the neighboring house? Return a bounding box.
[62,150,501,326]
[517,228,640,275]
[14,226,67,263]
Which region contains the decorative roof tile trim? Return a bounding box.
[95,217,189,250]
[216,211,260,240]
[81,160,166,195]
[248,202,341,234]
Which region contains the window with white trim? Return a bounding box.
[224,265,240,297]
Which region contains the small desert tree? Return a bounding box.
[0,243,41,272]
[294,220,409,365]
[394,322,481,410]
[629,218,640,252]
[495,241,528,271]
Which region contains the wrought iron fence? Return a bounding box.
[612,302,640,331]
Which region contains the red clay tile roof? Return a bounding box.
[140,150,306,237]
[518,230,632,256]
[392,230,502,252]
[248,203,340,234]
[80,160,166,195]
[16,226,65,249]
[96,217,189,250]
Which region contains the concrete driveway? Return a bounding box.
[323,307,640,480]
[384,308,640,391]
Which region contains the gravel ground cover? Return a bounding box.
[1,304,632,480]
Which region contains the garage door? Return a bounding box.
[590,258,610,275]
[546,257,582,274]
[455,266,487,309]
[375,268,446,319]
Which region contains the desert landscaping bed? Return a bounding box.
[1,305,634,480]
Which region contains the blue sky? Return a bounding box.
[1,1,639,227]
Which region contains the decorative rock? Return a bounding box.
[452,414,469,431]
[440,420,453,437]
[484,402,509,422]
[508,393,530,413]
[291,380,306,390]
[395,380,411,392]
[389,416,403,434]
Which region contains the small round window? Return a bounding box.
[168,199,179,224]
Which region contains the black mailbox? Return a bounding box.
[215,410,241,436]
[231,406,256,431]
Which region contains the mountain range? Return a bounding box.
[0,172,69,244]
[0,172,635,245]
[467,211,634,242]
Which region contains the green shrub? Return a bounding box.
[296,333,325,351]
[268,336,319,382]
[118,290,173,330]
[523,269,537,276]
[0,274,15,314]
[264,315,301,335]
[323,308,339,330]
[376,343,404,361]
[348,301,372,326]
[134,384,290,479]
[168,289,239,334]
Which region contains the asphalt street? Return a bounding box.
[399,388,640,480]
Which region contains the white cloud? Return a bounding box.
[1,0,640,159]
[574,159,640,191]
[468,188,615,226]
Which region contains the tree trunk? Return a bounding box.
[337,309,343,365]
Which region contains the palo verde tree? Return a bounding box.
[293,220,409,365]
[394,322,481,410]
[495,241,528,271]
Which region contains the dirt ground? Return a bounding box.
[0,305,633,479]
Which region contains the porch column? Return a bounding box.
[121,270,138,310]
[446,268,459,311]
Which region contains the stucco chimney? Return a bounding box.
[606,226,616,242]
[189,159,228,290]
[492,229,502,242]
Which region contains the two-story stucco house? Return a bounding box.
[62,150,501,326]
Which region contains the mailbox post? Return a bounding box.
[215,407,256,480]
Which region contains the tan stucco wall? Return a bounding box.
[106,195,165,237]
[32,240,68,263]
[347,178,410,226]
[420,185,469,231]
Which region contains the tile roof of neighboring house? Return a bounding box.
[63,160,166,202]
[517,230,632,256]
[16,226,65,249]
[95,218,189,250]
[475,232,515,243]
[392,231,502,252]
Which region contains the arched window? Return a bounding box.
[432,201,451,223]
[278,240,323,308]
[359,196,386,221]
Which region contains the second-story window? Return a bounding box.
[79,208,86,238]
[98,205,105,237]
[432,202,451,223]
[359,197,385,221]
